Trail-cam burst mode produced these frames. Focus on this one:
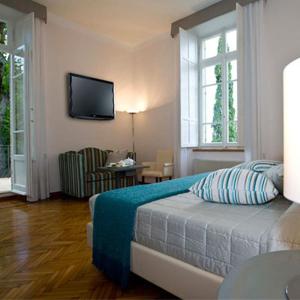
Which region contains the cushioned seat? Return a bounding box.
[85,171,114,182]
[141,170,164,177]
[141,150,174,183]
[59,147,136,197]
[85,171,115,196]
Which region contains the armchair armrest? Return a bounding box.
[163,163,174,167]
[58,151,85,197]
[158,162,174,177]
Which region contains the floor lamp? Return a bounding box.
[283,57,300,299]
[128,112,137,153]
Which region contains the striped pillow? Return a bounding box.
[190,168,278,205]
[263,164,284,194]
[235,160,281,173]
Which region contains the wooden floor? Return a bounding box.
[0,197,176,299]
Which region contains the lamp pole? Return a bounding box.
[129,112,136,153]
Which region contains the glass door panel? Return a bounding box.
[10,46,26,194]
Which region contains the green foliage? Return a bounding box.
[228,61,237,142]
[0,23,10,147]
[0,23,10,177]
[211,35,237,143]
[0,54,10,146]
[2,58,9,96]
[1,104,10,146]
[0,22,7,45]
[211,36,224,143]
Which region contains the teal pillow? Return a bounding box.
[235,160,281,173]
[190,168,278,205]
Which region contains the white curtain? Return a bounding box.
[27,17,49,202]
[237,0,265,161]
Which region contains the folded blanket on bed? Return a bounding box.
[92,172,209,288]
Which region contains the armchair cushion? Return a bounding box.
[78,147,109,173]
[59,147,137,197]
[85,171,114,182]
[141,150,174,179]
[142,162,157,171]
[156,150,173,164]
[142,162,174,178]
[141,170,164,178]
[85,171,115,196]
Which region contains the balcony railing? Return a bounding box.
[0,145,11,178]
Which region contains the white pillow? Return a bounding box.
[190,168,278,205]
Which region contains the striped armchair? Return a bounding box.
[59,148,136,198]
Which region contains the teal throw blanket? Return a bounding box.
[92,173,209,287]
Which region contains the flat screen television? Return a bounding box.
[68,73,114,120]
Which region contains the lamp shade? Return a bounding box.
[284,58,300,203]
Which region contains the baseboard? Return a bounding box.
[50,191,90,201]
[50,191,64,199]
[0,193,26,201]
[0,191,82,201]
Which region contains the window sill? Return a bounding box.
[193,147,244,152]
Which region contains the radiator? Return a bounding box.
[192,159,242,174]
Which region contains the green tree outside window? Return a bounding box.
[0,23,10,177]
[211,36,237,143]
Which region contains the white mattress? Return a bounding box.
[90,192,297,278]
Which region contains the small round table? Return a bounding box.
[218,250,300,300]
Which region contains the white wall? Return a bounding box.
[132,33,244,176]
[261,0,300,161]
[45,0,300,191]
[132,34,179,164]
[45,14,134,192]
[132,0,300,175]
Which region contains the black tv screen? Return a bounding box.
[68,73,114,120]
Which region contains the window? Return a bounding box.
[199,28,238,147]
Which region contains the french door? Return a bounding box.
[10,46,26,194]
[10,14,33,195]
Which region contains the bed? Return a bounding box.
[87,191,300,299]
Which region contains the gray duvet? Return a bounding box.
[133,192,297,278]
[90,192,300,278]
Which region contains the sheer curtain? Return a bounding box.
[237,0,265,161]
[27,17,49,202]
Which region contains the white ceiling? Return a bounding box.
[36,0,220,47]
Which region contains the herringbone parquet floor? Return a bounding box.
[0,197,176,300]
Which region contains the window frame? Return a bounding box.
[198,26,240,149]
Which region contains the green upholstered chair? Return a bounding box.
[59,147,136,198]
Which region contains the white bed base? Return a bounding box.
[87,222,223,299]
